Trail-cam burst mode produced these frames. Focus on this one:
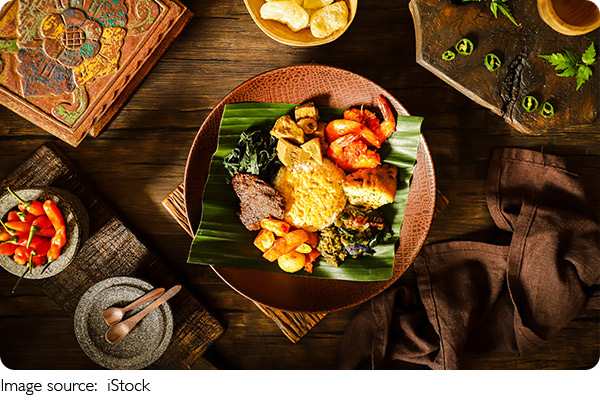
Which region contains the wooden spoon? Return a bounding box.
[101,287,165,326]
[105,285,181,344]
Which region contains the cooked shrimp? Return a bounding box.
[326,134,380,172]
[375,95,396,143]
[325,119,382,148]
[338,95,397,145]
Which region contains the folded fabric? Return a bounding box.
[337,148,600,369]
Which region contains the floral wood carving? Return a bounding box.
[0,0,192,146]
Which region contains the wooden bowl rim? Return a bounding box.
[537,0,600,35]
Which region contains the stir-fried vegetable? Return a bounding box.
[223,129,281,181]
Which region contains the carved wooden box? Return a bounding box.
[0,0,192,146]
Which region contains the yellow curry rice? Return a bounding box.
[273,158,346,231]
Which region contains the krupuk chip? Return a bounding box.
[309,1,348,38]
[260,1,310,32]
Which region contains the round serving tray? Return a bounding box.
[184,64,436,313]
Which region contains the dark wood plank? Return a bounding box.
[0,0,597,370]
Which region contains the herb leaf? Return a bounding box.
[489,0,498,18]
[581,43,596,66]
[576,65,593,90]
[540,43,595,91]
[494,0,518,26]
[461,0,518,26]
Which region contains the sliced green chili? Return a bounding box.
[484,53,501,71]
[442,50,456,61]
[521,96,539,113]
[541,102,554,118]
[455,38,474,55]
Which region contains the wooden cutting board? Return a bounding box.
[0,0,192,146]
[409,0,599,134]
[0,143,224,369]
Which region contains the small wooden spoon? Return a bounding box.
[105,285,181,344]
[101,287,165,326]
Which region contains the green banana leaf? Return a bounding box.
[188,102,423,281]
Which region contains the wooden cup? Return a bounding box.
[537,0,600,36]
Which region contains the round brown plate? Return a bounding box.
[184,65,436,313]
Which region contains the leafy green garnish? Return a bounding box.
[223,129,281,182]
[540,43,596,90]
[462,0,519,26]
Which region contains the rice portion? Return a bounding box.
[273,158,347,231]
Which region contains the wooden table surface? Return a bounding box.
[0,0,598,370]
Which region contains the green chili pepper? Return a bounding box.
[485,53,501,71]
[455,38,474,55]
[541,102,554,118]
[521,96,539,113]
[442,50,456,61]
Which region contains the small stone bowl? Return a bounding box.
[0,187,89,279]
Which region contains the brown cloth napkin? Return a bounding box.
[337,148,600,369]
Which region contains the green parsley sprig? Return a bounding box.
[539,42,596,90]
[462,0,519,26]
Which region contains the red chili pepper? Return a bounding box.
[47,227,66,261]
[7,211,20,222]
[32,215,53,229]
[7,188,45,216]
[17,212,36,224]
[37,227,56,238]
[0,243,17,256]
[0,227,11,242]
[31,254,47,268]
[43,200,64,229]
[29,237,50,257]
[16,233,29,246]
[43,200,66,262]
[12,246,30,265]
[5,221,32,232]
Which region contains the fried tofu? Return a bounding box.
[295,102,320,121]
[276,139,312,167]
[271,115,305,144]
[301,137,323,164]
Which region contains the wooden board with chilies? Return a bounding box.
[409,0,599,134]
